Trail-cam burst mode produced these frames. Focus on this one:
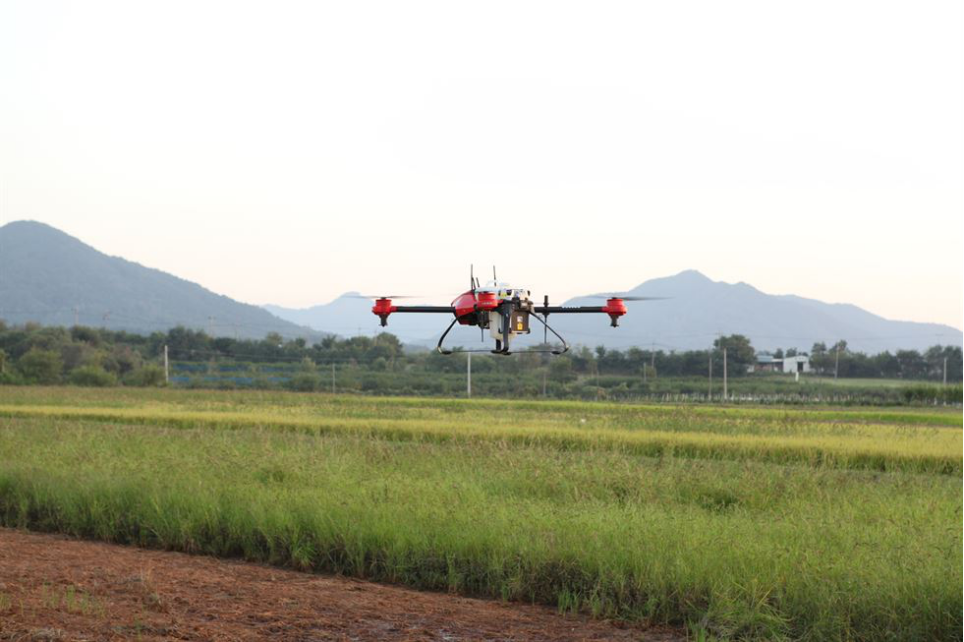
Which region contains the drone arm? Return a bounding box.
[372,299,454,327]
[535,299,627,327]
[391,306,456,314]
[533,306,606,314]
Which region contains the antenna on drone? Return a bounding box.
[492,265,497,281]
[470,264,474,290]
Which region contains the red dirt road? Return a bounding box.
[0,529,680,641]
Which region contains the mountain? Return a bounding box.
[0,221,322,340]
[266,270,962,353]
[554,270,962,353]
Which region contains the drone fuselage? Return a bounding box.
[452,282,533,344]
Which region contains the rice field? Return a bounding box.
[0,386,960,640]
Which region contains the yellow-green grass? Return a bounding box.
[800,376,929,389]
[0,387,960,640]
[0,389,959,474]
[0,387,960,427]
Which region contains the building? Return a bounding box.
[781,355,810,374]
[750,353,811,374]
[752,353,782,373]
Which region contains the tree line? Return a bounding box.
[0,322,960,391]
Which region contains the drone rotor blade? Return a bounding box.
[344,294,424,300]
[584,294,671,301]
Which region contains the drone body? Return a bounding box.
[370,268,660,356]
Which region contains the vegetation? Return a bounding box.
[0,387,959,640]
[0,322,960,405]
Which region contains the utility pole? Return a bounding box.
[595,363,600,401]
[163,345,169,384]
[467,352,472,398]
[73,306,79,326]
[208,316,215,336]
[943,357,947,386]
[331,363,336,395]
[834,346,840,382]
[708,353,713,401]
[722,347,728,401]
[651,348,656,378]
[542,367,547,397]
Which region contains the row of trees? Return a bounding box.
[807,341,960,380]
[0,321,960,388]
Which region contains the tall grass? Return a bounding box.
[0,386,960,427]
[0,387,960,640]
[0,401,958,474]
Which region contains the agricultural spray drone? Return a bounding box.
[363,267,666,356]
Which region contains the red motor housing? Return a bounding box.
[602,298,627,327]
[475,291,498,311]
[372,298,396,326]
[453,290,500,325]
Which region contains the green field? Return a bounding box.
[0,387,960,640]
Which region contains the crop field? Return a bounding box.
[0,387,960,640]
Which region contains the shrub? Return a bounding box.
[68,365,118,387]
[0,370,25,385]
[285,373,321,392]
[902,383,964,405]
[123,365,166,387]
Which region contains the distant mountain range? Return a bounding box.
[267,270,963,353]
[0,221,321,340]
[1,220,959,352]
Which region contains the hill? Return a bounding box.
[266,270,962,353]
[0,221,321,340]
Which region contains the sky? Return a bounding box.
[1,0,961,330]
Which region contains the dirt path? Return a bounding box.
[0,529,679,641]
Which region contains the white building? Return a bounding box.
[781,355,811,374]
[750,353,811,374]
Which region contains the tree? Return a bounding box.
[809,342,833,375]
[874,351,900,378]
[165,326,211,356]
[924,345,963,382]
[18,348,63,384]
[896,350,926,380]
[713,334,755,377]
[549,356,577,383]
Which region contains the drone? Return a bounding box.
[365,267,664,356]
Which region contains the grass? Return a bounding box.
[0,386,960,640]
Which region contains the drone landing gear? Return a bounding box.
[436,317,459,355]
[528,312,569,355]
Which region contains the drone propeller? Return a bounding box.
[345,294,424,300]
[584,294,670,301]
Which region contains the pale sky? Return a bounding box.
[1,1,961,329]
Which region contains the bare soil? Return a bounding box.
[0,529,680,641]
